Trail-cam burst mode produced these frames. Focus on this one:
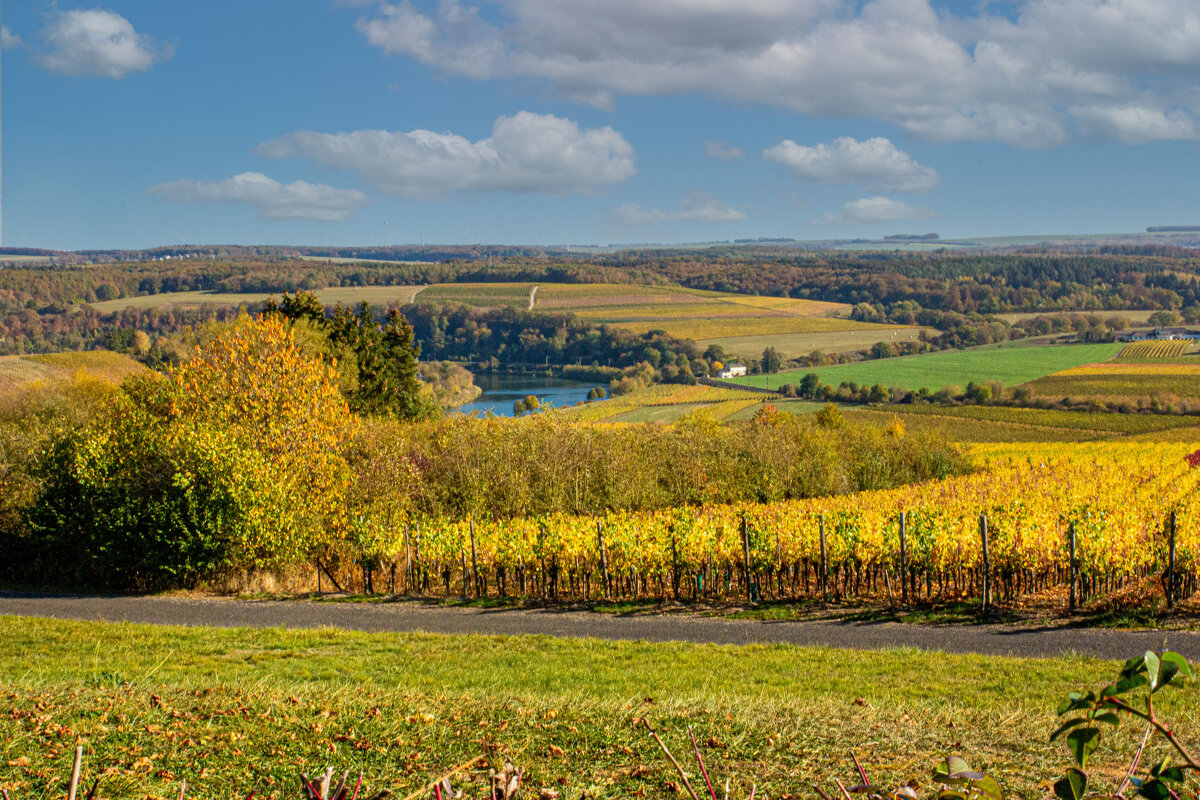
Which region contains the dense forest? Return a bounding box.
[4,245,1200,359]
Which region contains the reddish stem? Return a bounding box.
[851,752,870,786]
[688,727,718,800]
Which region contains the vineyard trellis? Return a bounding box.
[344,443,1200,610]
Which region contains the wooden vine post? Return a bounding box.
[469,519,480,598]
[819,513,828,602]
[597,520,610,599]
[740,514,753,602]
[899,511,908,605]
[1068,521,1077,612]
[1167,509,1178,609]
[403,525,412,594]
[980,514,990,611]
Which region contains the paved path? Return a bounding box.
[3,592,1198,661]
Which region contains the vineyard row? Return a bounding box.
[340,443,1200,609]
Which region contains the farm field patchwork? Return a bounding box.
[882,403,1200,435]
[699,326,930,359]
[1116,340,1199,360]
[556,384,772,423]
[843,408,1116,442]
[731,343,1125,392]
[1027,362,1200,402]
[1,616,1158,800]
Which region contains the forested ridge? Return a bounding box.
[4,247,1200,358]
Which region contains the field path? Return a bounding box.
[2,592,1198,660]
[529,284,539,310]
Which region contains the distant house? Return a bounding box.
[1116,327,1200,342]
[718,363,748,379]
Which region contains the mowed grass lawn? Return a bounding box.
[732,343,1124,392]
[4,617,1195,800]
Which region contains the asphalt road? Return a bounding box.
[2,592,1197,660]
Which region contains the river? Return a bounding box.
[456,372,598,417]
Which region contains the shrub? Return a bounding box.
[13,316,357,590]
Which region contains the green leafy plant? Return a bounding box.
[1053,650,1196,800]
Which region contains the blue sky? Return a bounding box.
[4,0,1200,249]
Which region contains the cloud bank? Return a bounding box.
[258,112,636,198]
[148,173,369,222]
[813,196,938,226]
[354,0,1200,147]
[764,137,939,193]
[613,192,747,226]
[1,26,22,49]
[703,141,745,161]
[36,9,172,79]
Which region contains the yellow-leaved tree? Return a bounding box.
[25,315,359,590]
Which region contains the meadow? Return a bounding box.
[2,616,1189,800]
[731,343,1125,392]
[0,351,146,392]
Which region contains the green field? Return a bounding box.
[732,343,1125,392]
[3,616,1186,800]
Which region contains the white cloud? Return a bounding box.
[258,112,636,198]
[703,141,745,161]
[1,26,22,49]
[354,0,1200,147]
[36,9,171,79]
[148,173,369,222]
[813,196,938,226]
[763,136,940,193]
[1069,104,1198,143]
[613,192,747,226]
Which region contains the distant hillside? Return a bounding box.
[0,351,147,393]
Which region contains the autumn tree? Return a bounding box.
[268,292,436,420]
[24,316,357,589]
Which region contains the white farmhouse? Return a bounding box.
[718,363,748,379]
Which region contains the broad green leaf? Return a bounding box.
[1161,651,1193,679]
[1051,718,1088,742]
[1103,675,1147,698]
[1145,652,1161,690]
[974,775,1003,800]
[1121,656,1147,678]
[1154,660,1179,693]
[1138,779,1173,800]
[1092,712,1121,727]
[1054,769,1087,800]
[1067,727,1101,768]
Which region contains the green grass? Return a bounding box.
[732,343,1124,393]
[3,616,1194,800]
